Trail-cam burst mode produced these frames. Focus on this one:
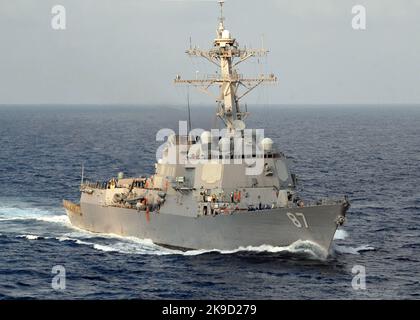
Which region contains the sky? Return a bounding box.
[0,0,419,105]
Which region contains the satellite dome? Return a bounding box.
[201,131,212,144]
[218,137,230,152]
[260,138,274,152]
[222,30,231,39]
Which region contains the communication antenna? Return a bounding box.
[219,1,225,23]
[174,0,277,132]
[187,87,192,137]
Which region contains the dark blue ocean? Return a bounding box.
[0,105,419,299]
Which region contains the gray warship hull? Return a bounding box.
[65,201,347,254]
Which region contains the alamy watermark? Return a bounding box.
[156,121,269,176]
[351,265,366,290]
[51,5,66,30]
[51,265,66,290]
[49,5,367,31]
[352,5,367,30]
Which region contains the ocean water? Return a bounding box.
[0,105,419,299]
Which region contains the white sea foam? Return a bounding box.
[333,229,348,240]
[333,244,375,255]
[34,215,70,225]
[16,234,43,240]
[175,240,328,259]
[0,206,51,220]
[3,202,371,259]
[0,217,27,221]
[14,227,328,258]
[15,228,373,259]
[55,228,329,258]
[56,236,92,246]
[46,233,172,255]
[60,230,176,255]
[0,203,69,226]
[92,244,119,252]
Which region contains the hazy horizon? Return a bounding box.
[1,0,420,105]
[1,103,419,108]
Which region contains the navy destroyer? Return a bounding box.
[64,1,350,255]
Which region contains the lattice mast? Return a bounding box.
[175,0,277,133]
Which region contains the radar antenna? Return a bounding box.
[219,0,225,26]
[175,1,277,133]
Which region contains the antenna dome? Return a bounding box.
[218,137,230,152]
[260,138,274,152]
[201,131,212,144]
[222,30,231,39]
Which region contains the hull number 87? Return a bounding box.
[286,212,309,228]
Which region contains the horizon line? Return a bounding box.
[1,103,420,107]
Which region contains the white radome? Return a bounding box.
[260,137,274,152]
[218,137,230,152]
[222,29,231,39]
[201,131,212,144]
[232,119,246,131]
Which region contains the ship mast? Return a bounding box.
[175,0,277,133]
